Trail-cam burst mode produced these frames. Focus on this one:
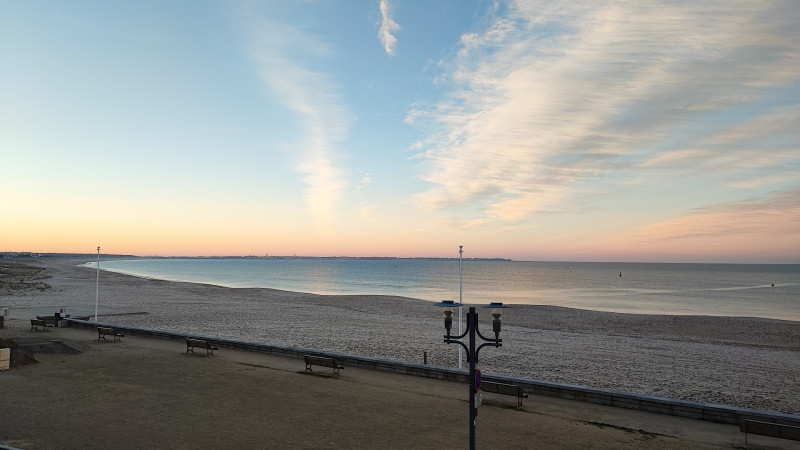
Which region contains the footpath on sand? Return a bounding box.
[3,320,795,449]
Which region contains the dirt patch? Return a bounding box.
[0,260,51,294]
[0,338,39,367]
[582,420,668,438]
[0,337,87,368]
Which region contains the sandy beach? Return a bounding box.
[3,257,799,417]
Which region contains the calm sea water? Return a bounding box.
[84,258,800,322]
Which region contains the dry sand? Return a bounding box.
[3,257,799,419]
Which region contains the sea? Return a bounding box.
[82,258,800,322]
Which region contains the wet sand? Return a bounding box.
[3,257,799,416]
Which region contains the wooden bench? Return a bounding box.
[35,315,58,327]
[97,327,124,343]
[185,338,218,356]
[304,355,344,378]
[30,319,53,331]
[740,419,800,446]
[482,381,528,409]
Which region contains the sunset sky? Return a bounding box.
[2,1,799,263]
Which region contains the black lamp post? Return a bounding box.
[435,300,508,450]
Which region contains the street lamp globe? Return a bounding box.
[434,300,457,334]
[486,302,508,338]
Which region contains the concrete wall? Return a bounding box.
[66,318,800,427]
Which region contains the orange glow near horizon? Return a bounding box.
[5,214,799,263]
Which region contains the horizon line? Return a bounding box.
[5,252,797,265]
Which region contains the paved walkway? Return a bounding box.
[1,319,795,449]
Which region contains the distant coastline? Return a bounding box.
[138,255,514,262]
[2,252,510,262]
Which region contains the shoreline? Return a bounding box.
[3,257,799,414]
[81,256,800,322]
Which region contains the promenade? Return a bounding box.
[2,320,791,449]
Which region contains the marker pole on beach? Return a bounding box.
[94,246,100,322]
[458,245,463,370]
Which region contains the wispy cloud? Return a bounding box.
[641,104,800,179]
[360,204,380,221]
[628,188,800,260]
[412,1,800,226]
[378,0,401,56]
[357,172,372,189]
[246,15,350,227]
[636,188,800,240]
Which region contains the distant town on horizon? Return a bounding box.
[1,252,510,262]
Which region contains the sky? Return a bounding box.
[1,1,799,263]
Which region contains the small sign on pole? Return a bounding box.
[474,369,482,408]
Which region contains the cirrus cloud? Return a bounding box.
[246,14,351,228]
[412,0,800,231]
[378,0,401,56]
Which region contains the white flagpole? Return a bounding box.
[458,245,463,370]
[95,246,100,322]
